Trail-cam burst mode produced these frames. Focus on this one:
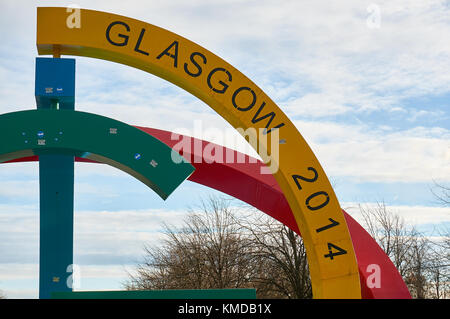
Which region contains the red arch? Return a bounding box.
[5,126,411,299]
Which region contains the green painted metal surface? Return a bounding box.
[0,109,195,199]
[39,153,74,298]
[51,289,257,299]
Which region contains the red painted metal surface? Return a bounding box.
[4,126,411,299]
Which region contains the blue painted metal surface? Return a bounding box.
[35,57,75,110]
[35,57,75,298]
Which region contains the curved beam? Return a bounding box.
[141,127,411,299]
[6,127,411,299]
[37,8,360,297]
[0,110,194,200]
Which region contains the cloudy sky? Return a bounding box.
[0,0,449,298]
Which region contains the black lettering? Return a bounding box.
[306,191,330,211]
[324,243,347,260]
[184,52,207,77]
[292,167,318,191]
[316,218,340,233]
[207,67,232,94]
[134,28,149,56]
[252,102,285,134]
[232,86,256,111]
[156,41,179,67]
[105,21,130,47]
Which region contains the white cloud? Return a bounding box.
[294,120,450,183]
[0,263,38,281]
[284,94,352,118]
[0,180,38,198]
[75,208,188,233]
[0,206,192,298]
[3,0,448,120]
[344,202,450,227]
[0,163,38,179]
[1,0,449,131]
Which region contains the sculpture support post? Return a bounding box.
[35,57,75,299]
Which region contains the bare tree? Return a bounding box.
[426,243,450,299]
[358,201,415,277]
[403,232,430,299]
[125,196,312,298]
[431,181,450,206]
[358,201,450,298]
[428,180,450,298]
[125,197,257,291]
[236,212,312,299]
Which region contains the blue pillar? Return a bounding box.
[35,57,75,299]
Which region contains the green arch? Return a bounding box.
[0,109,194,199]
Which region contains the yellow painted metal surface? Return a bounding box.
[36,7,361,298]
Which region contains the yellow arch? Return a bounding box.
[37,7,361,298]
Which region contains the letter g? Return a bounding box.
[106,21,130,46]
